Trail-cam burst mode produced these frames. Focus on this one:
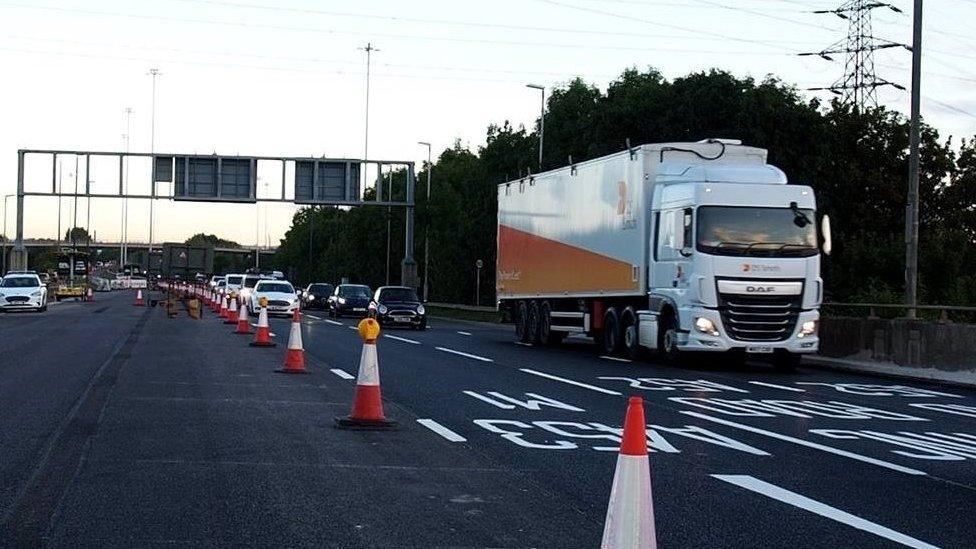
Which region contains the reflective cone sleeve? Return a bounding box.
[249,305,275,346]
[348,340,385,420]
[87,287,94,302]
[601,396,657,549]
[235,302,251,334]
[134,289,144,306]
[224,296,239,324]
[219,294,228,318]
[280,310,307,372]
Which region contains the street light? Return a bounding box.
[418,141,432,301]
[526,84,545,169]
[3,194,14,274]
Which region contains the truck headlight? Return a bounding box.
[417,304,425,315]
[378,304,388,314]
[797,320,818,338]
[694,317,719,336]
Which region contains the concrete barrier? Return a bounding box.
[815,317,976,387]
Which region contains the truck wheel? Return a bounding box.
[772,353,801,372]
[658,312,683,365]
[601,307,621,355]
[621,310,641,360]
[515,301,530,343]
[527,301,542,344]
[540,301,564,346]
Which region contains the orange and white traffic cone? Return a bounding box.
[134,289,144,306]
[224,296,239,324]
[86,287,94,302]
[234,301,252,335]
[218,293,229,319]
[211,291,220,313]
[601,396,657,549]
[335,318,397,430]
[249,304,276,347]
[277,309,308,374]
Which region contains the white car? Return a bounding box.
[239,274,272,304]
[0,273,48,312]
[209,275,225,289]
[224,273,245,296]
[249,280,299,316]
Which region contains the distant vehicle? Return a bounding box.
[300,283,334,310]
[0,273,48,312]
[249,280,299,316]
[271,270,285,280]
[209,275,225,288]
[369,286,426,330]
[240,273,272,303]
[225,273,245,295]
[216,279,227,291]
[328,284,372,318]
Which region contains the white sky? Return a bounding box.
[2,0,975,246]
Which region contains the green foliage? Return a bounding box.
[274,68,976,307]
[64,226,90,244]
[185,233,241,248]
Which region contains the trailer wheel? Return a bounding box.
[515,301,530,343]
[539,301,564,346]
[601,307,621,355]
[527,300,542,344]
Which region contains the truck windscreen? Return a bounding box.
[696,206,818,257]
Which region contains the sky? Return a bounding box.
[2,0,975,247]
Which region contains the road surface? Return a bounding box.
[1,290,973,547]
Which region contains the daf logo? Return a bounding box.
[746,286,776,293]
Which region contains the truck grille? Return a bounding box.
[718,293,800,342]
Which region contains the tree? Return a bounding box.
[64,226,90,244]
[185,233,241,248]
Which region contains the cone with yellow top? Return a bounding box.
[249,297,276,347]
[601,396,657,549]
[334,318,397,430]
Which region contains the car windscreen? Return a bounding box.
[339,285,371,298]
[309,284,333,294]
[696,206,818,257]
[226,275,243,285]
[380,288,419,302]
[243,277,262,288]
[256,283,294,294]
[1,277,40,288]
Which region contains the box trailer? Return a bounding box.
[159,243,214,280]
[496,140,831,368]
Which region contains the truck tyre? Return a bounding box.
[772,352,801,372]
[658,311,683,365]
[621,308,641,360]
[540,301,564,346]
[515,301,530,343]
[527,300,542,344]
[601,307,622,356]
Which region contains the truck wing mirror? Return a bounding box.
[679,247,693,258]
[821,215,832,256]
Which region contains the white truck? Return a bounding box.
[496,140,831,369]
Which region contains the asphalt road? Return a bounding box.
[2,290,975,548]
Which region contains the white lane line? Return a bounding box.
[347,326,358,330]
[681,411,926,476]
[519,368,622,396]
[749,381,806,392]
[323,319,343,326]
[385,334,420,345]
[330,369,355,380]
[457,331,472,336]
[305,314,322,320]
[599,355,632,363]
[435,347,493,362]
[417,419,468,442]
[712,475,939,549]
[514,342,533,347]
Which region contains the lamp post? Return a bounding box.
[526,84,545,169]
[3,194,14,274]
[147,68,160,258]
[418,141,432,301]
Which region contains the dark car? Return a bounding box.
[301,283,334,310]
[328,284,372,318]
[368,286,426,330]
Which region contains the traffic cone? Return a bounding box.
[276,309,308,373]
[234,301,252,334]
[134,289,144,307]
[86,287,94,302]
[335,318,397,430]
[224,296,239,324]
[211,291,220,313]
[219,294,229,319]
[601,396,657,549]
[249,304,276,347]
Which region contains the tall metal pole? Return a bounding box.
[148,68,160,261]
[72,155,79,245]
[122,107,133,266]
[385,169,392,286]
[359,43,378,161]
[418,141,431,301]
[56,158,62,247]
[526,84,545,169]
[904,0,923,319]
[3,194,12,274]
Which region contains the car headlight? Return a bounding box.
[338,297,346,304]
[307,295,314,301]
[797,320,818,338]
[417,305,425,315]
[694,317,719,336]
[378,304,388,314]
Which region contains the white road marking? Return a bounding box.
[330,369,355,380]
[681,411,926,476]
[749,381,807,392]
[519,369,622,396]
[435,347,493,362]
[457,331,472,336]
[417,419,467,442]
[385,334,420,345]
[323,319,343,326]
[305,314,322,320]
[712,475,939,549]
[514,342,533,347]
[347,326,358,330]
[599,355,632,363]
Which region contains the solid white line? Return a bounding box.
[330,369,355,380]
[305,314,322,320]
[457,331,472,336]
[712,475,939,549]
[417,419,467,442]
[514,342,533,347]
[385,334,420,345]
[749,381,806,392]
[323,319,343,326]
[681,411,926,476]
[599,355,632,363]
[519,369,622,396]
[347,326,358,330]
[435,347,493,362]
